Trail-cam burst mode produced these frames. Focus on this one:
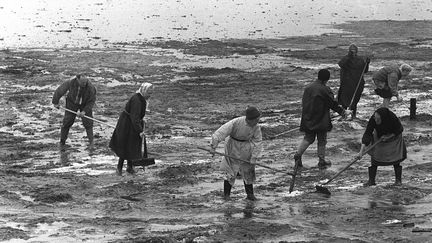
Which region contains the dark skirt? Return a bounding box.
[109,111,143,160]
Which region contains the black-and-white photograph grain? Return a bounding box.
[1,0,432,242]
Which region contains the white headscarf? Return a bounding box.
[136,82,153,97]
[136,82,153,112]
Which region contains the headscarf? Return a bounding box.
[136,82,153,97]
[348,43,358,51]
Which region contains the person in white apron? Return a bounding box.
[357,107,407,186]
[209,106,263,201]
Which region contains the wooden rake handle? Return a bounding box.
[59,106,116,128]
[197,146,294,176]
[322,137,384,185]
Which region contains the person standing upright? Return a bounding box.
[52,74,97,145]
[294,69,347,169]
[110,82,154,176]
[337,44,370,120]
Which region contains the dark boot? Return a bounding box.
[126,160,135,175]
[318,157,331,168]
[351,107,357,120]
[394,165,402,186]
[317,145,331,168]
[116,158,124,176]
[223,180,232,200]
[60,127,70,145]
[85,128,94,144]
[363,166,377,186]
[294,153,303,168]
[244,183,257,201]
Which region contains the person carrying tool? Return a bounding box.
[373,63,413,108]
[52,74,97,145]
[337,43,370,120]
[357,107,407,186]
[209,106,263,201]
[293,69,347,169]
[109,82,153,176]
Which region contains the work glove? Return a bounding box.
[355,152,363,160]
[396,95,403,102]
[139,132,145,138]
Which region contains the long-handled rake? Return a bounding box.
[315,137,384,195]
[198,146,299,192]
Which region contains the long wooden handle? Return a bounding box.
[323,137,384,185]
[197,146,293,176]
[348,63,368,109]
[60,106,116,128]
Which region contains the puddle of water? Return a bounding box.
[149,223,210,232]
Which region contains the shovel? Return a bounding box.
[315,137,384,195]
[131,124,155,168]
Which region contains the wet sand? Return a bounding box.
[1,14,432,243]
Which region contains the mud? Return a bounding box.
[1,20,432,242]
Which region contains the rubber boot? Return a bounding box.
[86,128,94,144]
[60,127,69,145]
[351,107,357,120]
[126,160,135,175]
[394,165,402,186]
[116,158,124,176]
[363,166,377,186]
[317,145,331,168]
[294,153,303,168]
[223,180,232,200]
[244,183,257,201]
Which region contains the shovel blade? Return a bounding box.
[315,185,331,195]
[131,158,155,167]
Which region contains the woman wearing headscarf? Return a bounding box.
[109,82,154,176]
[357,107,407,186]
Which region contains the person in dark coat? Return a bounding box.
[294,69,347,168]
[52,74,97,145]
[109,82,154,176]
[357,107,407,186]
[373,63,413,108]
[337,44,370,119]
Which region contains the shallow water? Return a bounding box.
[1,0,432,48]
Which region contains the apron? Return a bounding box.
[367,132,406,166]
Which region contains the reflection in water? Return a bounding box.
[243,201,255,219]
[59,147,70,165]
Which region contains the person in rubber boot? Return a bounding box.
[293,69,347,169]
[337,43,370,120]
[357,107,407,186]
[52,74,97,146]
[109,82,154,176]
[209,106,263,201]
